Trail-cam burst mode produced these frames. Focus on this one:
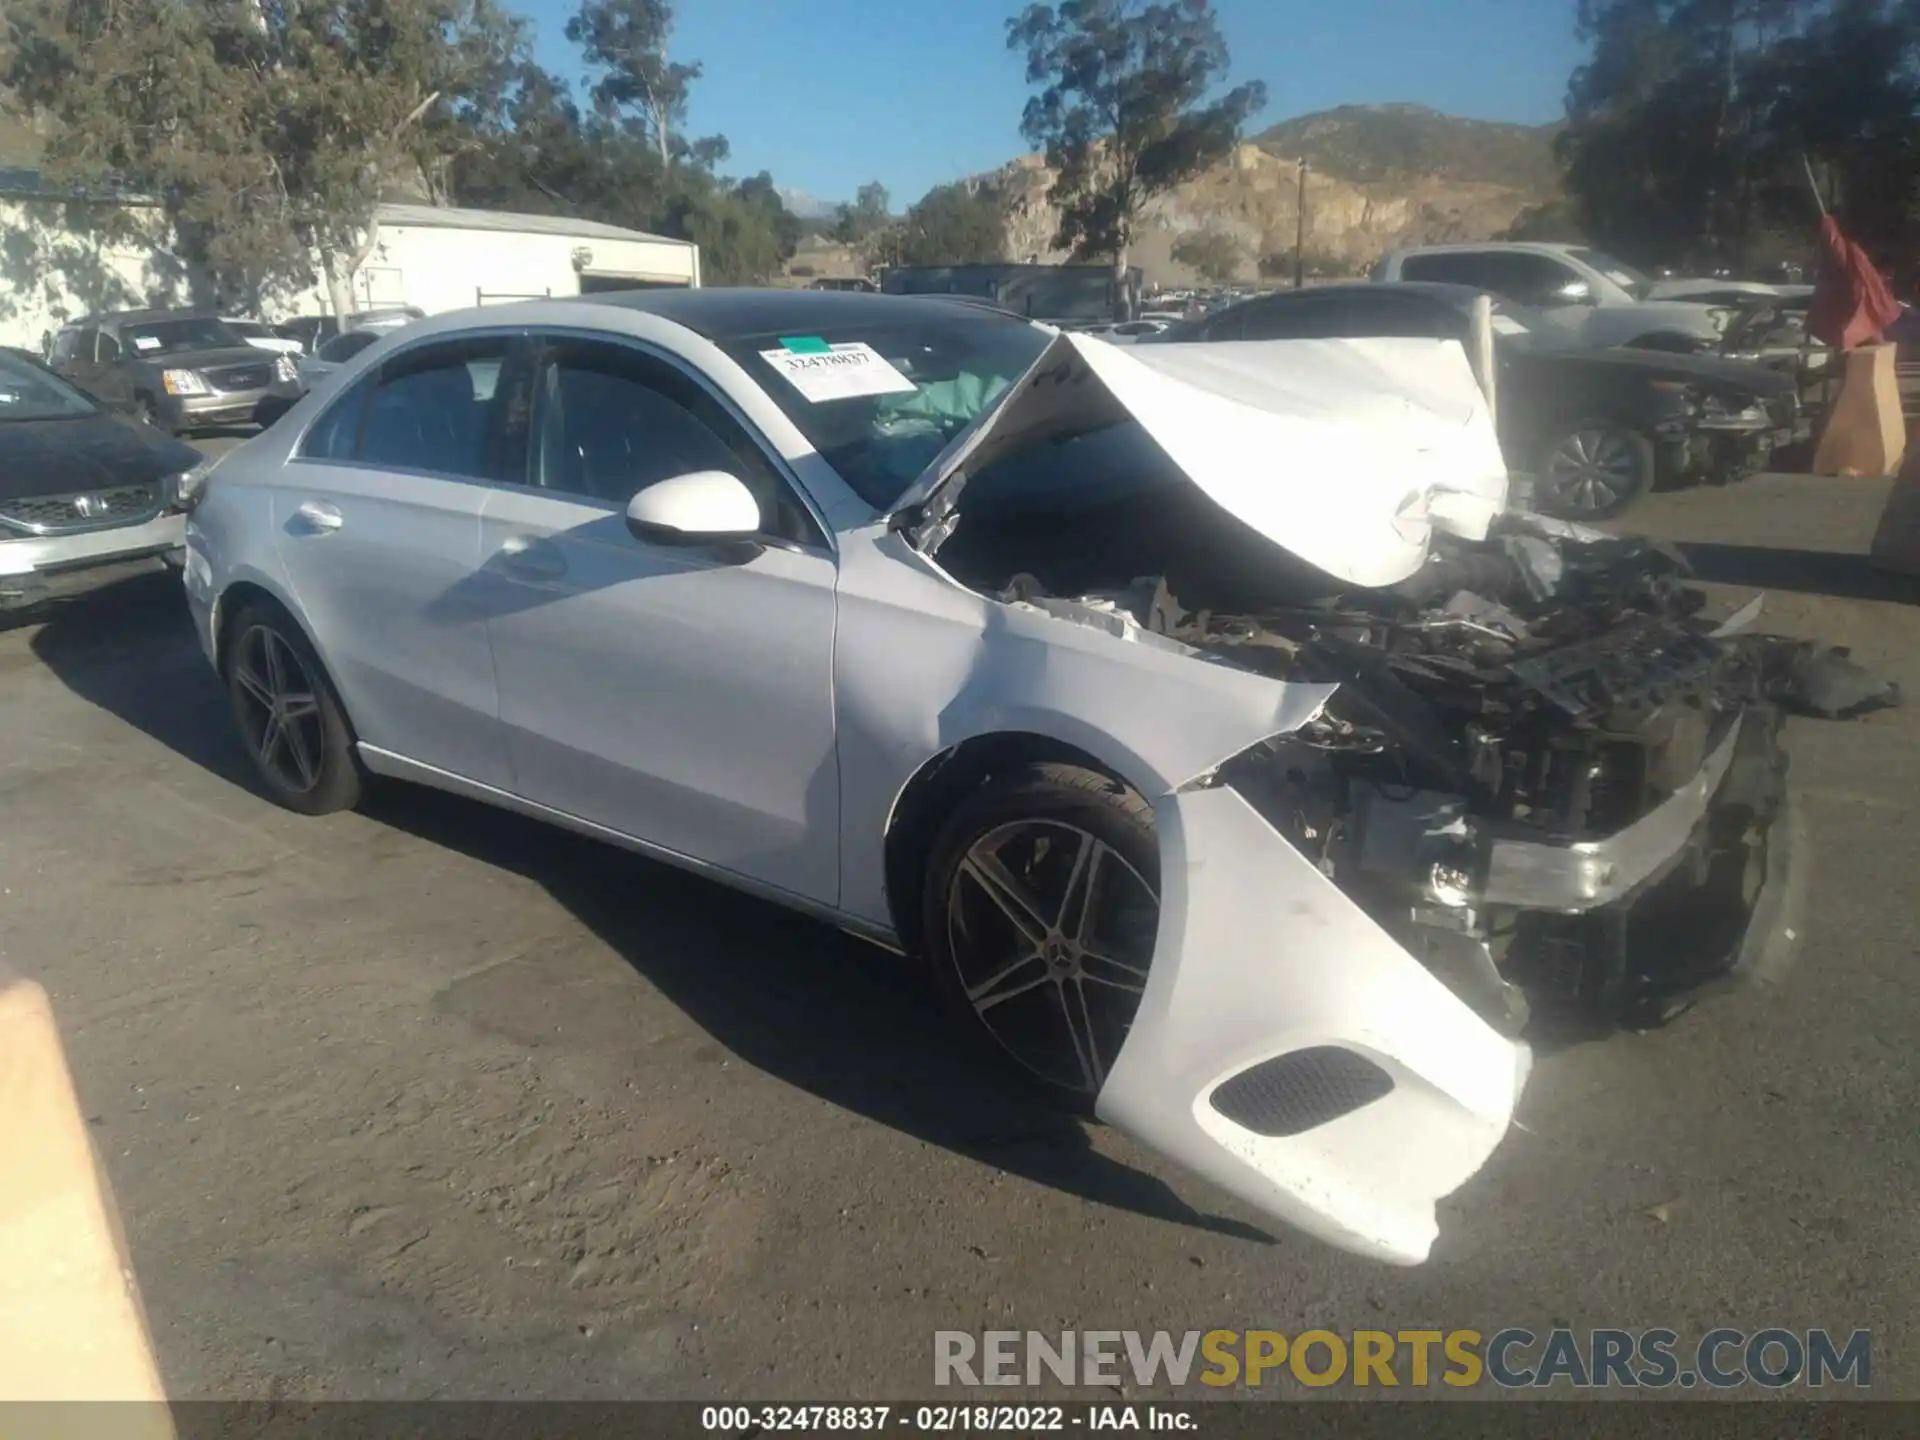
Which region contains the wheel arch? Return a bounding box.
[881,730,1142,955]
[210,576,320,679]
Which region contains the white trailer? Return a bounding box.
[300,203,702,318]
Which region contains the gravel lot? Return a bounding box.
[3,464,1918,1400]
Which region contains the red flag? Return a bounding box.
[1807,215,1902,350]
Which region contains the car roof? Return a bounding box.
[76,308,223,329]
[1387,242,1582,259]
[567,287,1035,343]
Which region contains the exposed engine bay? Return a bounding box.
[936,479,1898,1038]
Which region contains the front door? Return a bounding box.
[272,332,523,788]
[478,335,842,904]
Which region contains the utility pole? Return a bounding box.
[1294,159,1310,291]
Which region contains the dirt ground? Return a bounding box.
[3,472,1918,1400]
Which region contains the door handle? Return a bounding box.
[291,500,343,534]
[496,534,568,580]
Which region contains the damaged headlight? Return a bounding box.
[1693,392,1772,430]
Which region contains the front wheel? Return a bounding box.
[1532,421,1655,521]
[921,762,1161,1109]
[224,601,364,815]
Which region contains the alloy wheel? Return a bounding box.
[944,818,1159,1096]
[232,624,326,795]
[1541,427,1642,514]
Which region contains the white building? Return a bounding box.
[0,174,700,351]
[287,203,702,316]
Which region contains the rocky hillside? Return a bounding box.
[992,103,1565,284]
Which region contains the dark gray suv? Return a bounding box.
[48,310,304,436]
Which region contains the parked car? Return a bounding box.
[1372,242,1735,352]
[295,327,386,390]
[221,318,306,357]
[272,308,425,353]
[181,289,1809,1263]
[1153,282,1802,519]
[1075,318,1171,343]
[0,345,204,612]
[48,311,303,437]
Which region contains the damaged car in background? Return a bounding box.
[180,291,1895,1267]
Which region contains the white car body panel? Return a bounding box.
[271,458,508,788]
[1098,785,1529,1265]
[183,296,1534,1263]
[476,483,843,902]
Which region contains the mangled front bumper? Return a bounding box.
[1096,783,1531,1267]
[1093,703,1794,1266]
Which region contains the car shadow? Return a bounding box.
[24,578,1275,1247]
[1676,542,1920,605]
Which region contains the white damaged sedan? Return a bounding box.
[180,289,1801,1264]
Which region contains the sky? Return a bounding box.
[515,0,1587,207]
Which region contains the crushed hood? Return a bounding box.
[892,331,1511,590]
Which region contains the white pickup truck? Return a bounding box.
[1372,242,1736,351]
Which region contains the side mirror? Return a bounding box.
[625,470,763,547]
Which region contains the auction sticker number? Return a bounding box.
[758,341,918,404]
[701,1406,894,1431]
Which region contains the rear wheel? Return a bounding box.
[224,601,364,815]
[921,762,1161,1109]
[1533,421,1655,521]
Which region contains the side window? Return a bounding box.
[1200,307,1248,341]
[299,373,373,461]
[296,335,513,478]
[528,338,824,548]
[356,338,511,480]
[96,332,121,362]
[1237,300,1326,341]
[1476,253,1583,308]
[1397,253,1489,288]
[49,330,77,365]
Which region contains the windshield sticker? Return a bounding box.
[131,336,163,352]
[778,335,832,354]
[1490,315,1529,336]
[1602,269,1639,289]
[759,341,917,403]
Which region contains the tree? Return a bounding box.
[3,0,522,316]
[831,181,892,244]
[1555,0,1920,270]
[1170,228,1243,282]
[566,0,699,169]
[1006,0,1266,278]
[896,179,1008,265]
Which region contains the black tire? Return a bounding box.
[223,600,365,815]
[1531,420,1655,521]
[921,761,1160,1110]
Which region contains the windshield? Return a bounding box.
[223,320,268,338]
[719,311,1054,510]
[0,349,98,419]
[1569,248,1654,301]
[120,317,245,358]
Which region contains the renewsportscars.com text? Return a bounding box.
[933,1327,1871,1390]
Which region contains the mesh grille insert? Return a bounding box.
[1208,1047,1394,1138]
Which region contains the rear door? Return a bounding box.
[272,332,526,788]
